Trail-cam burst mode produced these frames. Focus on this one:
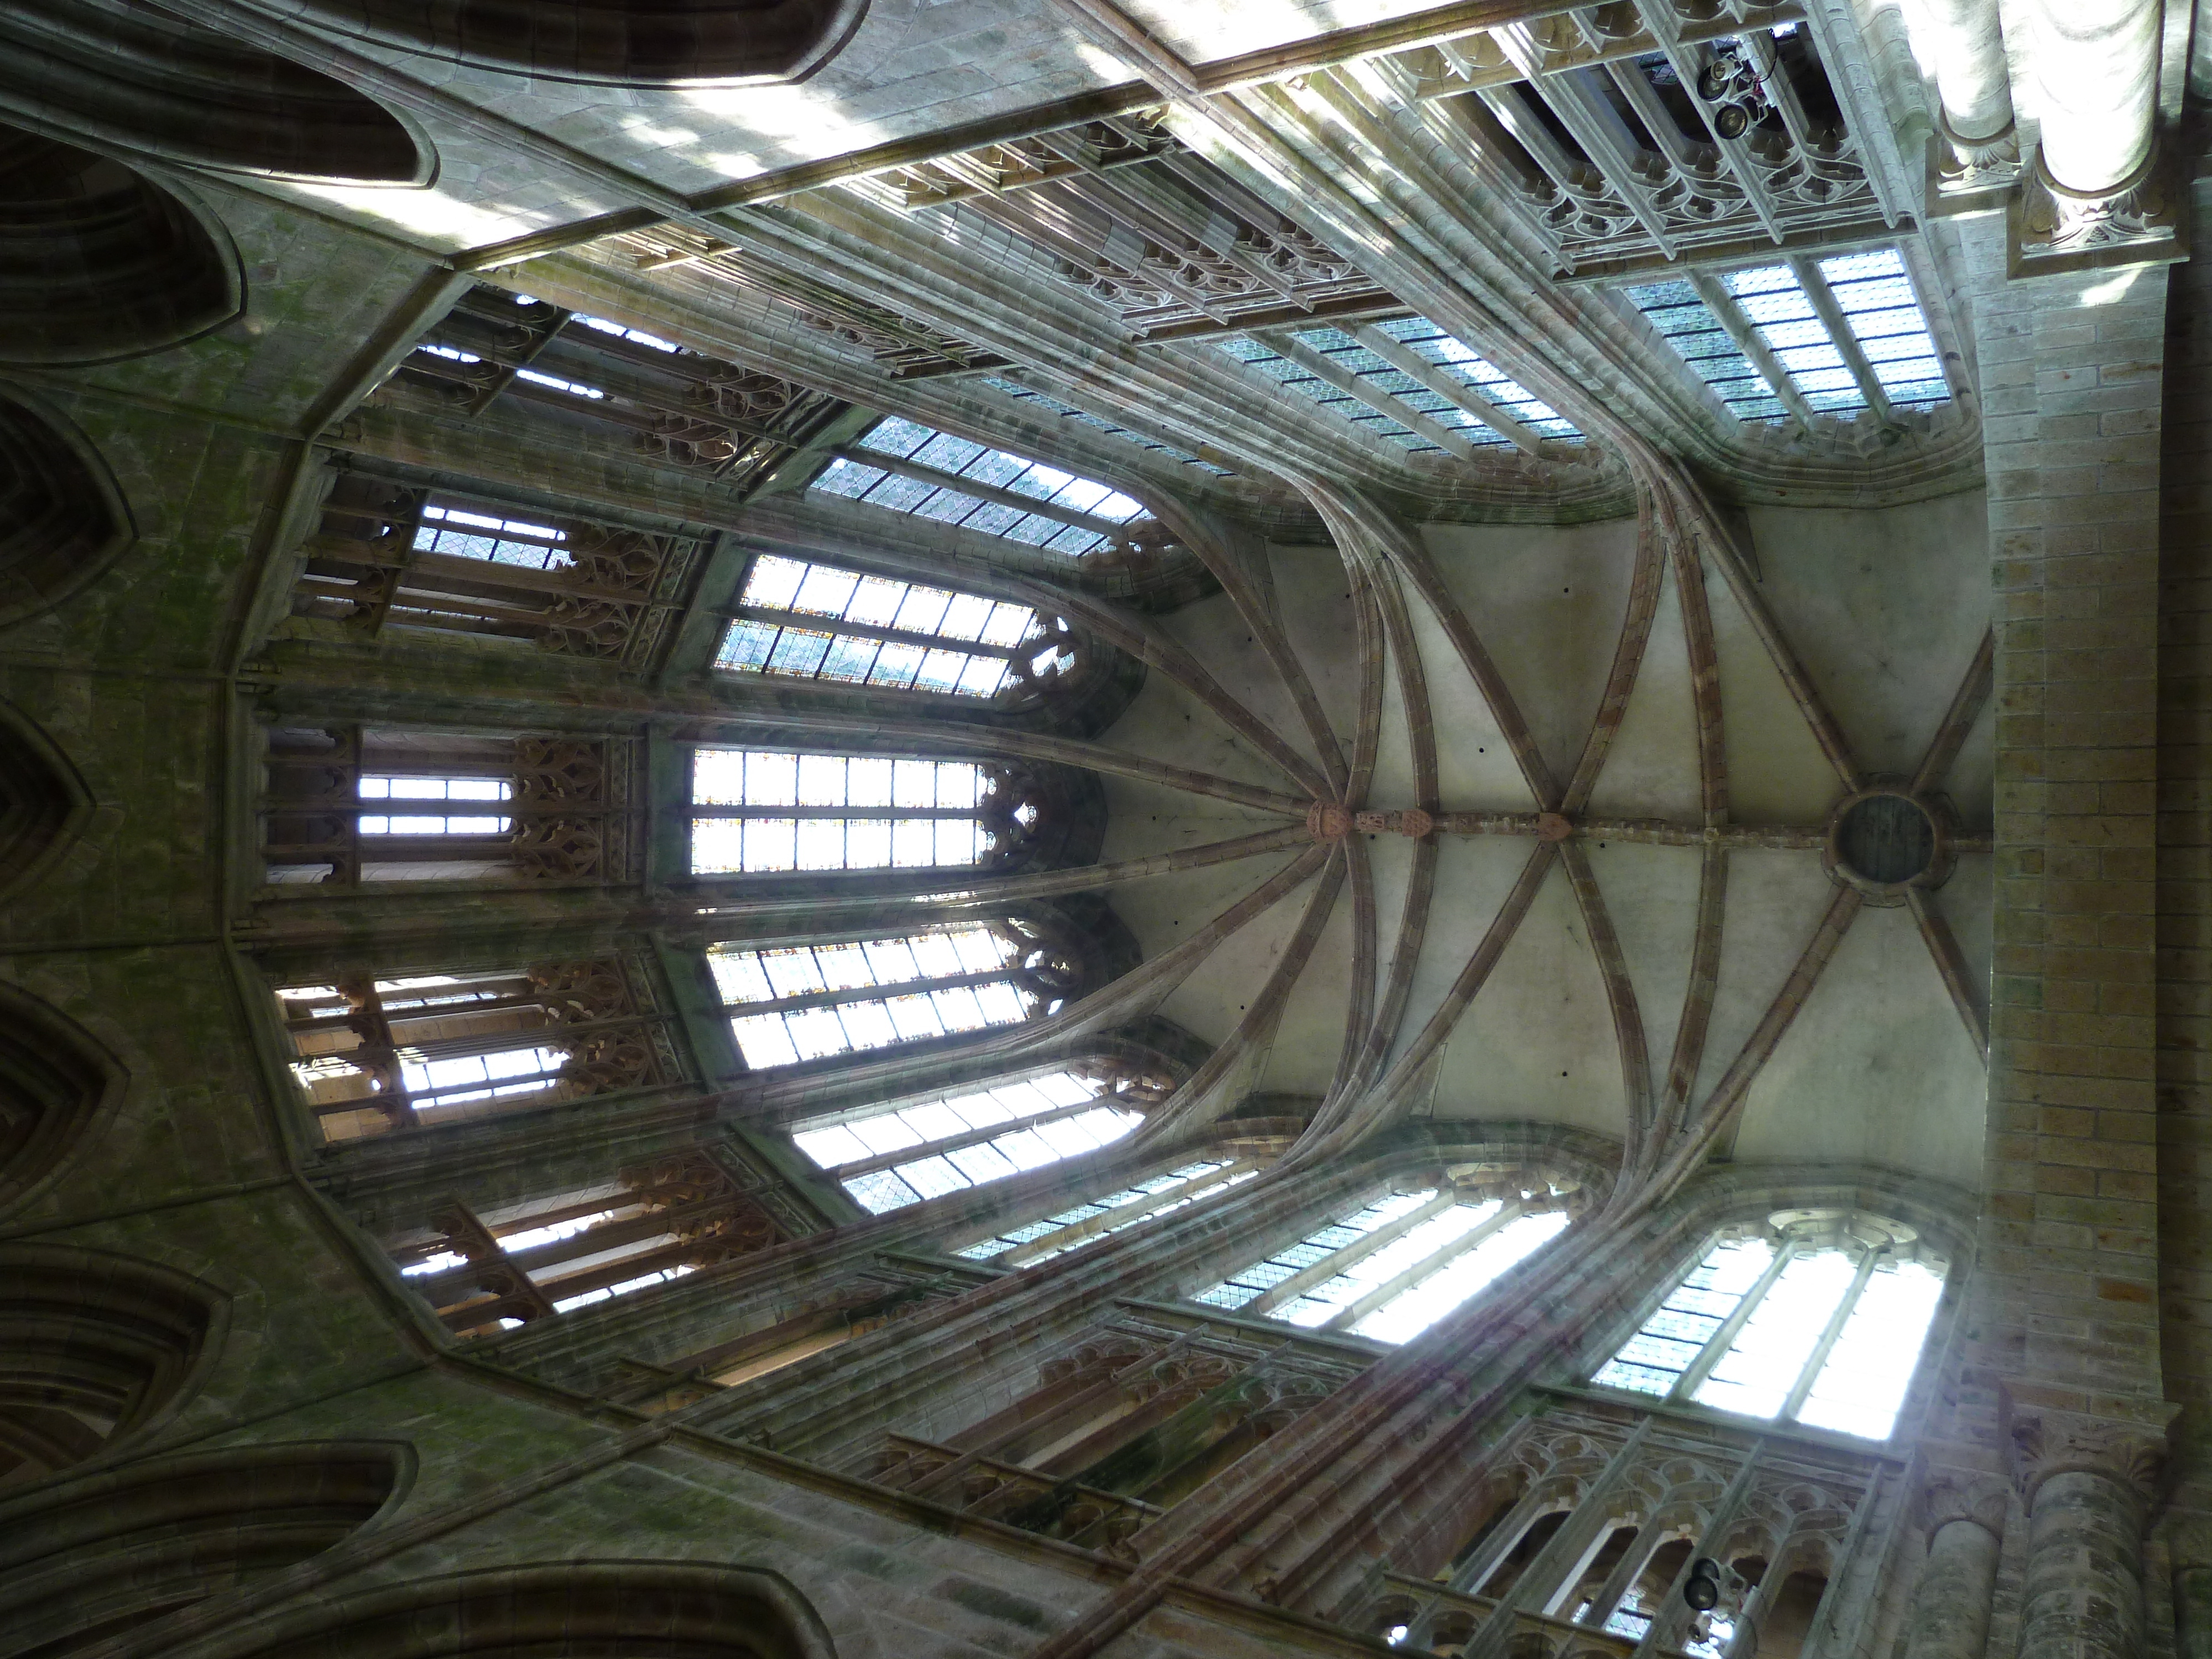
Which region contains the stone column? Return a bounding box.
[2007,1408,2167,1659]
[2176,1561,2212,1659]
[1900,1473,2006,1659]
[2017,0,2173,263]
[1917,0,2014,154]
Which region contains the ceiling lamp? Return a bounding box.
[1695,47,1772,141]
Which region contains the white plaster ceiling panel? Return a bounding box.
[1362,834,1420,1031]
[1107,854,1309,980]
[1730,904,1987,1190]
[1399,591,1539,811]
[1419,519,1643,789]
[1687,849,1844,1107]
[1742,492,1992,782]
[1702,553,1848,825]
[1580,560,1705,823]
[1432,862,1629,1139]
[1258,882,1361,1099]
[1948,698,1997,825]
[1383,837,1548,1074]
[1942,857,1995,1012]
[1095,776,1281,863]
[1096,661,1303,796]
[1583,839,1705,1084]
[1153,589,1336,786]
[1153,872,1321,1047]
[1267,545,1369,761]
[1112,0,1470,74]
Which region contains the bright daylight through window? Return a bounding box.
[711,925,1041,1070]
[688,748,994,875]
[1592,1214,1945,1440]
[356,775,512,836]
[811,416,1151,555]
[715,554,1056,697]
[1198,1187,1569,1344]
[791,1068,1152,1214]
[959,1159,1258,1264]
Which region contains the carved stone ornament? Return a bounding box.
[2012,143,2185,275]
[1932,109,2021,199]
[2006,1406,2169,1510]
[1922,1467,2010,1540]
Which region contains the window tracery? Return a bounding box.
[714,553,1082,702]
[288,472,707,669]
[788,1056,1177,1215]
[711,918,1083,1071]
[270,957,678,1144]
[1591,1211,1946,1441]
[260,726,633,886]
[956,1156,1259,1264]
[811,416,1156,556]
[388,1149,778,1337]
[687,747,1054,877]
[1196,1180,1573,1345]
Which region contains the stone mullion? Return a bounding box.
[1318,1201,1526,1334]
[829,446,1136,542]
[1348,325,1545,455]
[998,1155,1264,1265]
[1260,329,1484,463]
[1240,1189,1463,1319]
[727,604,1029,661]
[1687,271,1819,430]
[1777,1243,1882,1421]
[723,966,1007,1020]
[1631,1444,1765,1656]
[1670,1238,1800,1404]
[1788,255,1895,422]
[828,1095,1117,1180]
[687,806,979,821]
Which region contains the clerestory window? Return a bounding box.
[1196,1185,1571,1344]
[790,1060,1173,1214]
[709,921,1073,1071]
[958,1158,1259,1264]
[1590,1212,1946,1441]
[714,554,1078,698]
[271,958,674,1144]
[687,747,1048,876]
[811,416,1153,556]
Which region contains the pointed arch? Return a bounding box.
[284,0,872,88]
[0,1245,221,1490]
[0,1441,407,1656]
[0,391,135,628]
[194,1562,838,1659]
[0,1,432,185]
[0,124,243,366]
[0,979,124,1218]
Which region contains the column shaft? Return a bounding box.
[2016,1470,2145,1659]
[1919,0,2012,142]
[1901,1517,2000,1659]
[2028,0,2162,194]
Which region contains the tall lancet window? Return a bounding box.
[811,416,1154,556]
[790,1056,1175,1214]
[1591,1212,1946,1440]
[716,555,1079,700]
[956,1157,1261,1264]
[709,919,1079,1071]
[687,748,1051,876]
[1194,1182,1573,1344]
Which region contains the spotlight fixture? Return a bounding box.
[1695,45,1772,142]
[1683,1557,1723,1613]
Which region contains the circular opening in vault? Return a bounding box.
[1836,793,1934,885]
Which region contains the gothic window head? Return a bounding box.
[1590,1209,1948,1441]
[270,958,675,1143]
[709,916,1087,1071]
[687,747,1057,876]
[790,1056,1178,1215]
[715,554,1082,702]
[954,1156,1259,1265]
[811,416,1156,556]
[1194,1177,1576,1344]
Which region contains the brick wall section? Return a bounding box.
[1966,220,2169,1432]
[2159,221,2212,1485]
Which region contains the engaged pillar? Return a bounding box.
[1902,1473,2006,1659]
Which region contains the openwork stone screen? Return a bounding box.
[1592,1222,1946,1439]
[689,748,1006,875]
[709,925,1044,1070]
[715,554,1069,699]
[1197,1188,1569,1344]
[811,416,1151,555]
[791,1067,1152,1213]
[958,1158,1257,1264]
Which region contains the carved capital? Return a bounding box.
[2011,142,2186,276]
[1933,109,2020,195]
[1922,1467,2010,1541]
[2005,1404,2170,1511]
